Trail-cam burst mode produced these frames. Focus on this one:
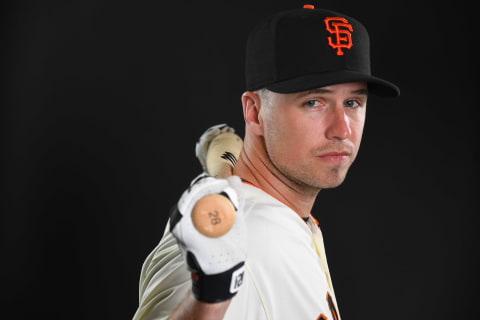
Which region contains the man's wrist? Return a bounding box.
[190,260,245,303]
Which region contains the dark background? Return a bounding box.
[1,0,477,319]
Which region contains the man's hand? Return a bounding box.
[169,173,247,303]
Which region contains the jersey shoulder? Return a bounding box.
[238,181,312,238]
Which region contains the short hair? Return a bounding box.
[255,88,274,110]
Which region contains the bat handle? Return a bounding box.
[212,164,234,179]
[191,194,236,238]
[206,131,242,178]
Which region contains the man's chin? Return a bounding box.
[313,171,348,189]
[320,179,346,189]
[291,174,347,192]
[275,161,350,191]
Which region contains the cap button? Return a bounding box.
[303,4,315,9]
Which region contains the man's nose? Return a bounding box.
[325,106,351,140]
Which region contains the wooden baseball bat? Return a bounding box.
[191,131,243,238]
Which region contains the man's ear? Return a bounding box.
[241,91,264,136]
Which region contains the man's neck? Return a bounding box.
[233,137,319,218]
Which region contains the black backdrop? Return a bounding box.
[1,0,478,319]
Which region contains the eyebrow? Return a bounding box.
[297,88,369,98]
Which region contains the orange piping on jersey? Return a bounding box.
[326,292,340,320]
[317,315,327,320]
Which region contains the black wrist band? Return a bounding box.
[190,260,245,303]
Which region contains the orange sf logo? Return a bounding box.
[324,17,353,56]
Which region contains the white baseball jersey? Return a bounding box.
[133,181,340,320]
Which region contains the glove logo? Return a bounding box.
[324,17,353,56]
[229,266,245,294]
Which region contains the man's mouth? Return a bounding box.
[317,151,350,164]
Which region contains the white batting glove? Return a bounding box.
[169,173,247,303]
[195,124,236,173]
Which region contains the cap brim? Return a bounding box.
[266,71,400,97]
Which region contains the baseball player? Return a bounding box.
[133,5,399,320]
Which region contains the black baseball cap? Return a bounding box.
[245,5,400,97]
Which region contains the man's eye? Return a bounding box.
[344,99,360,108]
[304,100,320,108]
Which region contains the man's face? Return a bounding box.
[260,82,368,190]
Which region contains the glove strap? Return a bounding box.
[187,252,245,303]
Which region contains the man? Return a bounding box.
[133,5,399,320]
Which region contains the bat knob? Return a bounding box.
[192,194,236,238]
